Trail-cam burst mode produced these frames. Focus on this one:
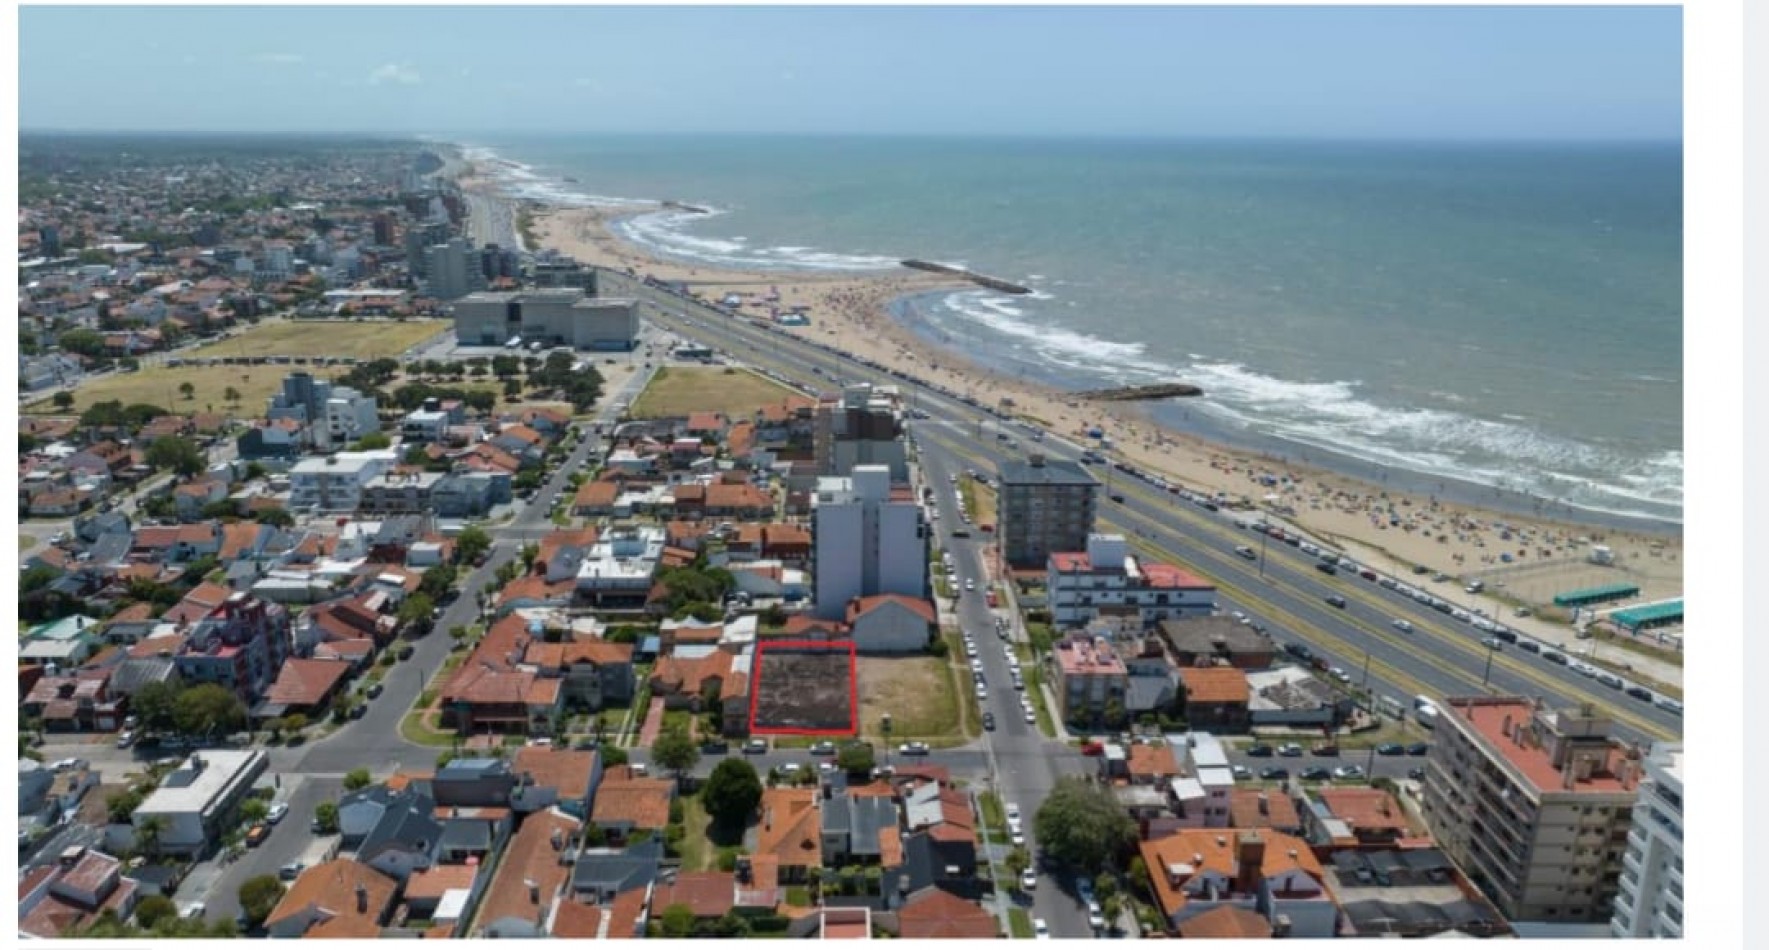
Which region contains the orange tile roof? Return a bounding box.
[572,481,619,508]
[1179,667,1250,705]
[756,787,821,870]
[1227,788,1302,830]
[1138,829,1325,922]
[511,747,599,801]
[1176,905,1274,939]
[264,657,352,707]
[896,887,997,939]
[523,637,633,670]
[846,594,936,624]
[650,871,737,919]
[537,528,599,564]
[475,809,581,935]
[1128,742,1181,780]
[549,899,606,938]
[686,411,727,432]
[705,482,772,512]
[500,573,577,604]
[265,859,397,935]
[1315,787,1411,835]
[590,774,675,830]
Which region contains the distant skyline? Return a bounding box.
[19,5,1682,141]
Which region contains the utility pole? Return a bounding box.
[1481,642,1497,689]
[1258,524,1269,579]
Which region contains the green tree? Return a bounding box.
[240,797,270,824]
[343,767,373,792]
[51,390,75,410]
[313,801,339,833]
[403,444,430,466]
[455,525,492,564]
[254,507,294,528]
[172,683,247,738]
[1032,776,1136,875]
[223,386,242,407]
[106,787,146,824]
[145,435,205,476]
[1005,846,1032,881]
[58,328,106,358]
[351,432,392,451]
[237,875,287,928]
[134,815,168,856]
[282,712,308,733]
[398,592,436,634]
[131,680,181,732]
[660,903,696,938]
[178,381,196,401]
[836,742,876,776]
[132,894,178,929]
[650,727,701,780]
[702,758,763,831]
[419,563,459,600]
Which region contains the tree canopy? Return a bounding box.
[1032,776,1136,875]
[650,727,700,778]
[172,683,247,738]
[237,875,287,928]
[146,435,206,476]
[702,758,763,831]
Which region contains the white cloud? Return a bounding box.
[368,63,422,86]
[255,52,305,65]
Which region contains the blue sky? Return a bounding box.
[18,5,1681,140]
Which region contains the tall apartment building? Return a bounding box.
[812,465,925,619]
[814,384,906,479]
[288,450,397,511]
[265,372,379,450]
[1419,697,1645,924]
[1610,743,1683,938]
[404,221,450,277]
[426,237,488,300]
[998,456,1099,568]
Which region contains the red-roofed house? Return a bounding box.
[258,658,353,720]
[1138,829,1336,937]
[17,848,139,938]
[893,886,998,939]
[472,809,581,937]
[845,595,935,654]
[649,871,737,921]
[1178,667,1252,733]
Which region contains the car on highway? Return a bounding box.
[1315,562,1338,576]
[1391,619,1413,633]
[1299,767,1333,782]
[1021,869,1038,891]
[1109,494,1126,504]
[267,802,290,824]
[1246,743,1274,758]
[1376,743,1405,756]
[899,742,930,756]
[1324,594,1347,608]
[1235,545,1257,560]
[1259,766,1290,781]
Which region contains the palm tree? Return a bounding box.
[135,815,168,856]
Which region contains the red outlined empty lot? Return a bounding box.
[748,640,859,736]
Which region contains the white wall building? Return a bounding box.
[1047,534,1217,627]
[576,525,666,603]
[288,450,396,511]
[453,289,641,350]
[811,465,925,620]
[134,749,270,856]
[1610,743,1683,938]
[319,385,380,450]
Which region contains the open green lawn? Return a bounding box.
[675,794,716,872]
[19,536,37,551]
[184,318,450,361]
[1008,909,1034,939]
[628,365,798,419]
[24,363,300,416]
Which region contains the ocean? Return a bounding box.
[465,134,1683,528]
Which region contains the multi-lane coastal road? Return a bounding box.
[627,277,1682,749]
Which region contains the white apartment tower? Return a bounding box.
[811,465,925,619]
[1609,743,1683,938]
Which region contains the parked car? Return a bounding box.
[1278,743,1304,757]
[244,824,269,847]
[366,683,384,699]
[1407,767,1428,781]
[744,738,769,754]
[1021,869,1038,891]
[1376,743,1405,756]
[1246,743,1274,758]
[1259,767,1290,780]
[1299,767,1332,782]
[266,802,289,825]
[809,741,837,756]
[278,862,305,881]
[982,712,995,731]
[1332,765,1365,780]
[1406,742,1431,756]
[1312,744,1339,757]
[1033,918,1051,940]
[899,741,930,756]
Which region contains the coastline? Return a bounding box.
[449,154,1684,613]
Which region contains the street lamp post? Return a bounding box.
[1481,643,1497,689]
[1258,524,1268,579]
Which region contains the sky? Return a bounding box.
[17,5,1682,140]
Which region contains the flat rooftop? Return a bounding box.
[998,458,1097,488]
[137,748,266,815]
[1448,699,1637,796]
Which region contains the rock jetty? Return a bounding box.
[899,260,1030,295]
[1077,383,1204,402]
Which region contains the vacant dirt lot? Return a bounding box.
[628,365,798,420]
[857,655,960,742]
[751,649,855,733]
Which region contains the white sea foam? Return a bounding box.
[607,208,901,272]
[938,291,1168,380]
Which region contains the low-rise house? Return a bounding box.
[1158,616,1278,670]
[133,749,271,856]
[589,766,675,845]
[1305,787,1413,850]
[471,809,583,938]
[845,594,935,654]
[509,747,604,819]
[254,657,353,722]
[523,637,635,711]
[17,847,140,938]
[649,871,738,923]
[1228,788,1305,836]
[891,885,999,939]
[1177,667,1252,733]
[264,859,397,939]
[355,789,445,882]
[754,786,822,884]
[1139,828,1337,937]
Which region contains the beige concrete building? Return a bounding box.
[1419,697,1647,924]
[997,455,1098,568]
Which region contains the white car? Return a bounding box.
[1391,619,1413,633]
[1024,709,1037,724]
[975,685,988,701]
[1033,918,1051,939]
[1021,869,1038,891]
[266,802,290,824]
[1005,803,1021,822]
[1088,901,1107,930]
[965,579,976,592]
[1010,829,1025,847]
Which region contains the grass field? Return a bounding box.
[184,318,450,361]
[24,363,301,416]
[628,365,797,420]
[858,655,960,743]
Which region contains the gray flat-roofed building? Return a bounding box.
[997,455,1098,568]
[453,289,640,351]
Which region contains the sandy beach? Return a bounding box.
[464,165,1684,683]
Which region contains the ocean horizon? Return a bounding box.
[462,133,1684,530]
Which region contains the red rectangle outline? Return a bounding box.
[748,639,859,737]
